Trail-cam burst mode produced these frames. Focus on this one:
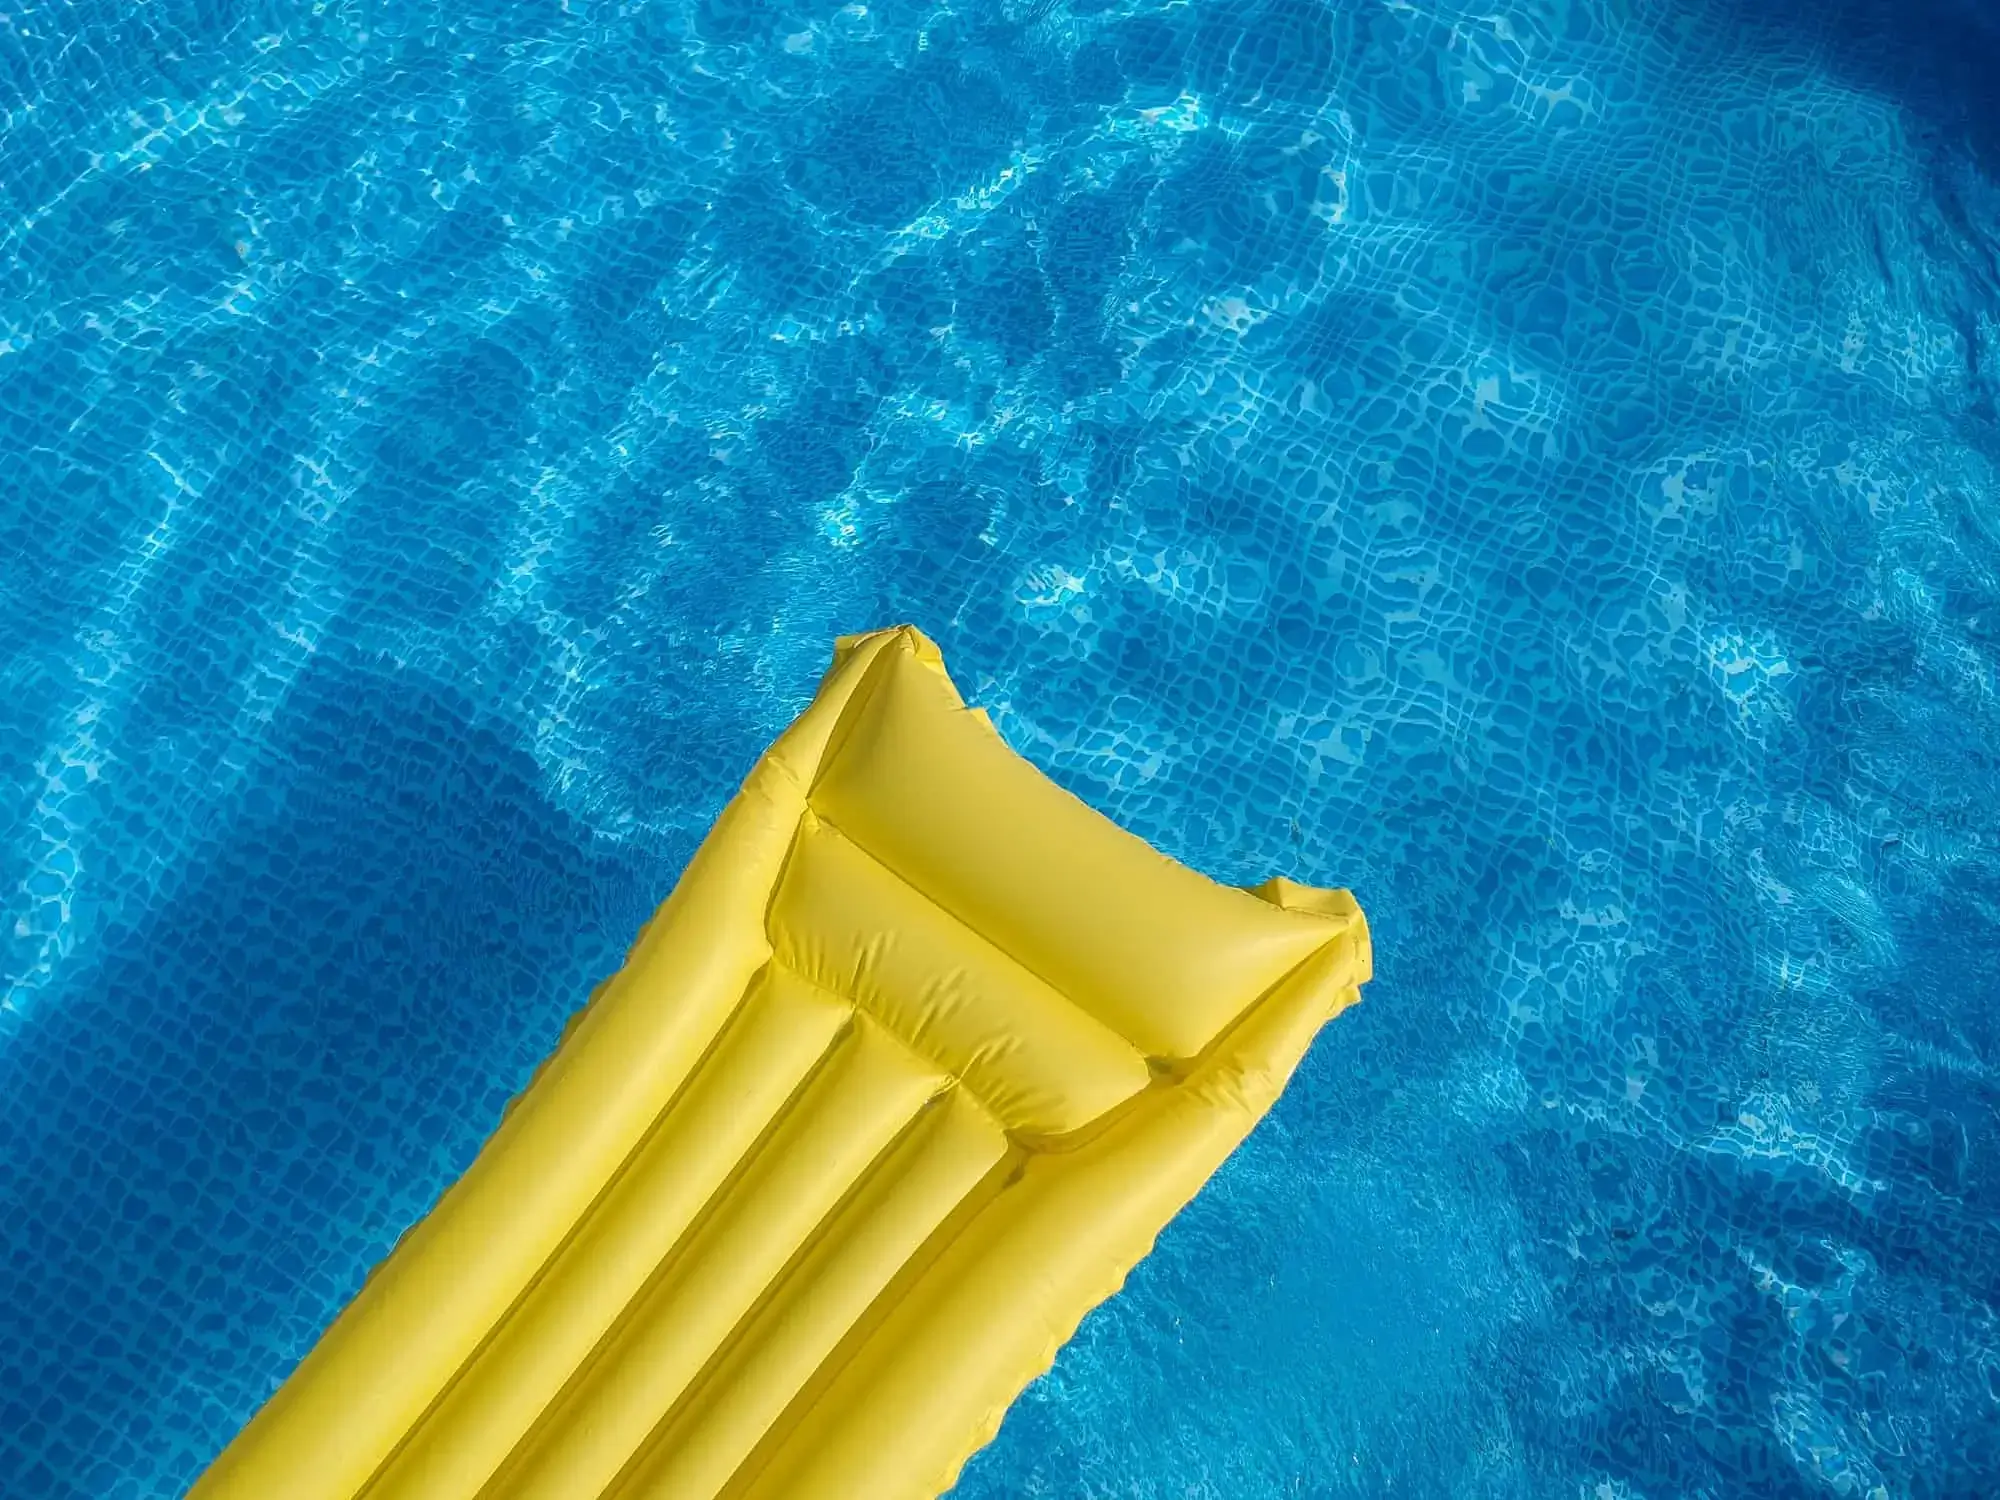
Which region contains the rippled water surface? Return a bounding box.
[5,0,2000,1495]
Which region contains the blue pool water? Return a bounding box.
[4,0,2000,1495]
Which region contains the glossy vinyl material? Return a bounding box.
[187,625,1371,1500]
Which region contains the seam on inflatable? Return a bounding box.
[798,807,1126,1053]
[1012,940,1356,1159]
[710,1140,1033,1500]
[765,959,1017,1141]
[757,808,813,948]
[466,1004,862,1500]
[802,628,909,798]
[348,963,784,1500]
[598,1083,961,1500]
[917,987,1357,1500]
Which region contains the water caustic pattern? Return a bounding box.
[190,626,1370,1500]
[3,0,2000,1497]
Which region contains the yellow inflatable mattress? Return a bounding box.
[190,624,1371,1500]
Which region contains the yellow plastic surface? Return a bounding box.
[189,625,1372,1500]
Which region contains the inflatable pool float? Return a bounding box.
[189,625,1371,1500]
